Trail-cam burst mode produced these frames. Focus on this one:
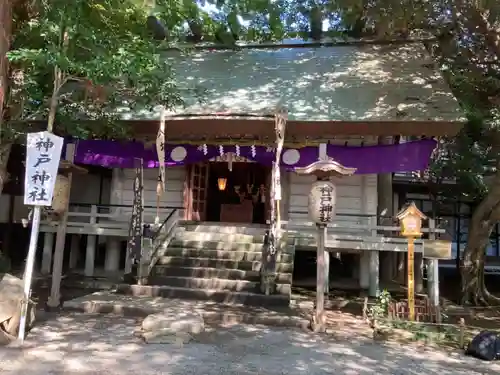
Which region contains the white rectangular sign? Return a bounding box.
[24,131,64,206]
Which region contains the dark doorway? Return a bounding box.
[206,162,270,224]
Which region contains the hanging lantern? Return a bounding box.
[217,177,227,191]
[51,174,70,214]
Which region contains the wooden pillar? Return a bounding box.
[84,205,97,277]
[415,252,424,293]
[84,235,96,276]
[359,175,369,289]
[68,234,80,269]
[47,144,75,309]
[124,248,132,274]
[359,252,370,289]
[369,216,380,296]
[377,136,394,282]
[315,224,327,331]
[41,232,54,274]
[407,236,416,320]
[324,249,330,295]
[105,236,121,272]
[426,218,441,321]
[369,250,380,297]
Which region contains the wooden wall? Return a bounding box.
[109,166,186,222]
[287,136,378,229]
[287,173,378,224]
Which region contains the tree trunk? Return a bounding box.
[0,0,13,196]
[461,166,500,305]
[0,143,11,193]
[0,0,14,116]
[309,6,323,41]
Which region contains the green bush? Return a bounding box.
[369,289,391,319]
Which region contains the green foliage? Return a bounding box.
[4,0,187,141]
[385,319,465,347]
[4,0,498,189]
[369,289,391,319]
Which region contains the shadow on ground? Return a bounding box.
[0,313,499,375]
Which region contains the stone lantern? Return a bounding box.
[396,202,427,321]
[295,152,356,332]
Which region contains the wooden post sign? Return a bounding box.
[423,240,452,259]
[396,202,427,321]
[20,131,63,343]
[126,159,144,272]
[24,131,64,206]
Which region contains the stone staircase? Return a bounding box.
[144,222,295,307]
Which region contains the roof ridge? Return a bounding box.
[165,38,436,52]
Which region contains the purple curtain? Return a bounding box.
[74,139,436,175]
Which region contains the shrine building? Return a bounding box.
[0,40,465,306]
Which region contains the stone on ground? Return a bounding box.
[0,274,36,343]
[140,311,204,344]
[0,274,23,325]
[142,330,193,345]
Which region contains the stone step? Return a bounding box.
[115,284,290,307]
[168,239,264,252]
[155,256,294,273]
[150,266,293,284]
[179,222,267,235]
[144,276,291,295]
[163,247,293,263]
[174,231,265,243]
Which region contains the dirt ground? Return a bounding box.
[293,286,500,333]
[3,313,499,375]
[16,271,500,346]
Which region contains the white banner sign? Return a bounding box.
[156,110,166,192]
[24,131,63,206]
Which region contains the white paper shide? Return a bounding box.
[24,131,64,206]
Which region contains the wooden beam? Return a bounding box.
[58,160,88,174]
[18,117,465,142]
[129,118,464,139]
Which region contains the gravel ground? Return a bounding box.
[0,313,499,375]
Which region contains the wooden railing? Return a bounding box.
[286,211,445,236]
[147,208,183,275]
[285,211,446,252]
[40,203,183,236]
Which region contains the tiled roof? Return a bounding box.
[155,42,464,122]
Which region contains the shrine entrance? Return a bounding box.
[187,160,271,224]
